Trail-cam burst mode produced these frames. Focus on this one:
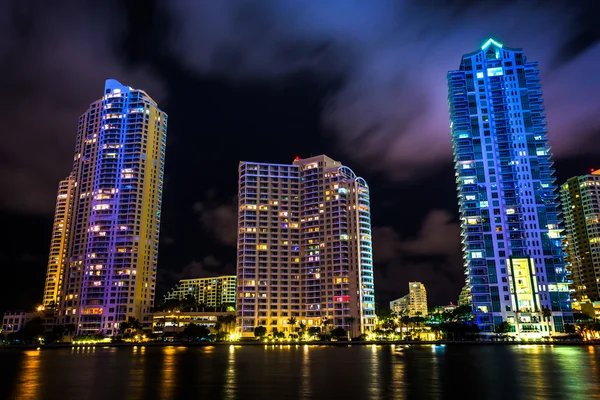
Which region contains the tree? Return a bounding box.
[182,294,198,312]
[494,321,512,335]
[331,327,346,339]
[182,323,211,342]
[298,322,307,336]
[346,316,355,338]
[120,317,143,338]
[287,317,298,333]
[65,324,77,337]
[254,326,267,338]
[218,314,236,334]
[451,305,473,322]
[321,317,331,333]
[19,317,45,343]
[375,306,393,321]
[573,312,592,323]
[50,325,66,342]
[564,324,576,334]
[307,326,321,339]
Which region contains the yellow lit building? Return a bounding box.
[46,79,167,335]
[561,170,600,304]
[236,155,376,337]
[163,276,236,309]
[152,311,236,336]
[390,282,428,316]
[43,176,74,306]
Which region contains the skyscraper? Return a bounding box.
[447,39,571,337]
[43,176,74,307]
[561,170,600,304]
[236,155,375,337]
[44,79,167,335]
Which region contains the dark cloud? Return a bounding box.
[162,236,176,245]
[192,198,238,247]
[373,210,463,305]
[0,0,163,214]
[165,255,235,283]
[400,210,461,256]
[165,0,600,180]
[2,1,599,215]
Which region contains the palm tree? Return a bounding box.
[346,316,355,339]
[287,317,298,333]
[298,322,307,338]
[321,317,331,334]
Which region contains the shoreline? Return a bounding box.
[1,339,599,350]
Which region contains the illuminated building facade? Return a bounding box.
[390,282,428,316]
[448,39,571,337]
[236,155,375,337]
[561,170,600,303]
[164,275,236,309]
[47,79,167,335]
[43,176,74,306]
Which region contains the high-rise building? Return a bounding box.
[163,275,237,309]
[44,79,167,335]
[447,39,571,337]
[390,282,428,316]
[236,155,375,337]
[561,170,600,304]
[43,176,74,307]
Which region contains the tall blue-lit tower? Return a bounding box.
[447,39,572,337]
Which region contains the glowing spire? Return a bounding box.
[481,38,503,50]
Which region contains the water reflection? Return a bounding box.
[368,345,381,399]
[224,345,237,399]
[159,347,177,399]
[300,345,311,399]
[11,350,41,399]
[390,346,406,399]
[2,345,600,400]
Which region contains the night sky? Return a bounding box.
[1,0,600,315]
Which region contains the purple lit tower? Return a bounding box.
[45,79,167,335]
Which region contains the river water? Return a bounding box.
[0,344,599,399]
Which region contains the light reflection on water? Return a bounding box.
[11,350,41,400]
[159,346,177,399]
[1,345,599,400]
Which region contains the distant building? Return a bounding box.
[579,301,600,320]
[163,276,236,309]
[448,38,571,336]
[152,311,235,336]
[236,156,376,337]
[44,79,168,336]
[458,285,470,307]
[390,282,428,316]
[561,170,600,304]
[1,311,27,334]
[1,309,56,335]
[390,295,409,314]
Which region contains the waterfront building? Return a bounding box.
[43,79,167,335]
[447,39,572,337]
[236,155,376,337]
[1,309,56,335]
[1,311,27,334]
[561,170,600,304]
[579,301,600,320]
[152,311,235,337]
[390,295,409,314]
[163,275,236,309]
[390,282,428,316]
